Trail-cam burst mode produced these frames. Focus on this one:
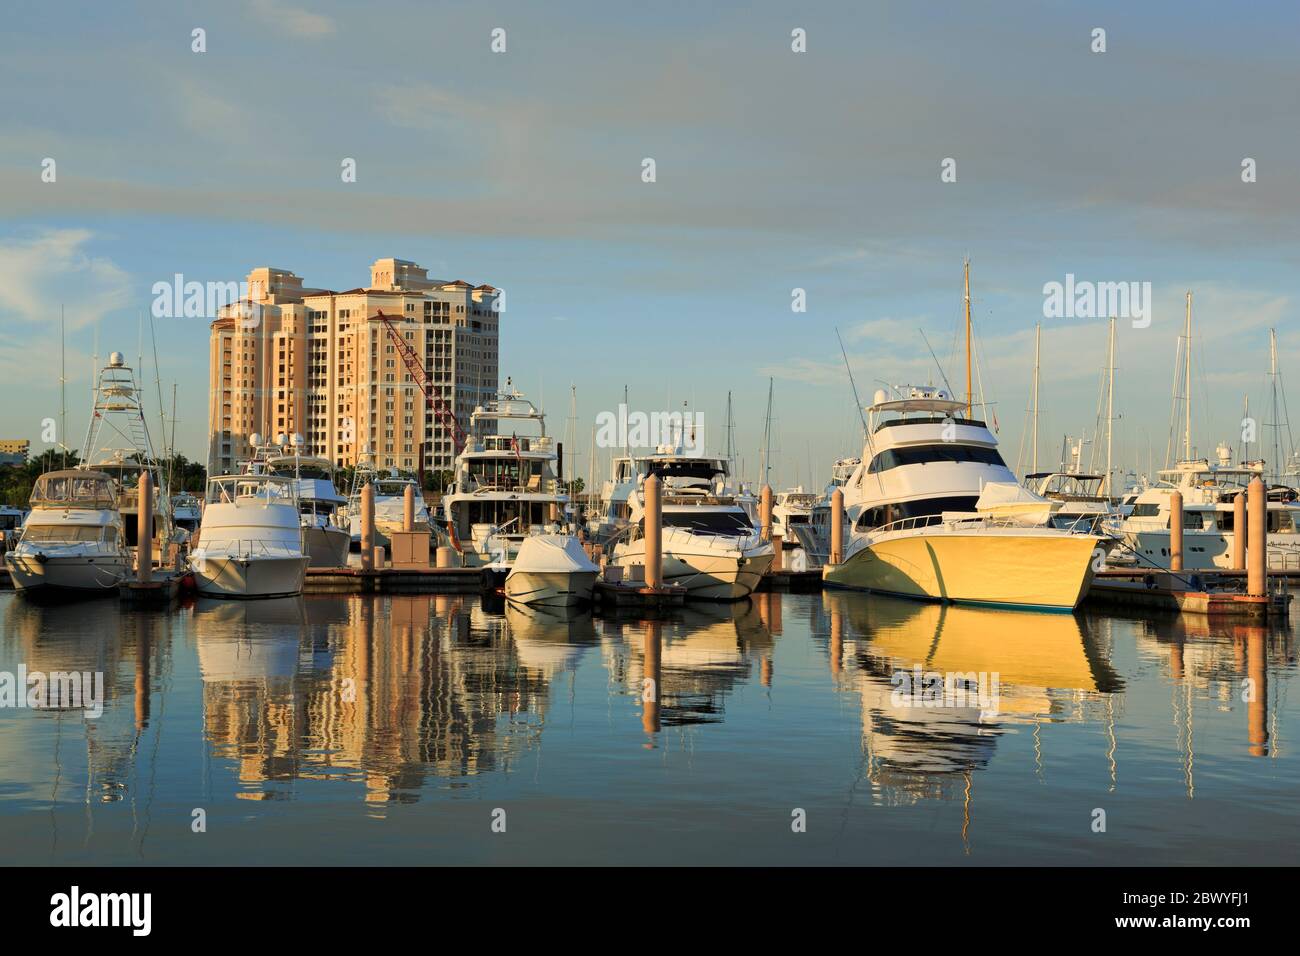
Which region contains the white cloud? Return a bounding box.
[0,229,132,331]
[247,0,336,39]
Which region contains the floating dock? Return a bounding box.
[1088,569,1290,620]
[594,581,687,609]
[304,566,489,594]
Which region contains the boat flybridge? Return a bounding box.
[822,384,1104,610]
[189,473,310,598]
[245,433,351,568]
[4,470,130,594]
[1118,448,1300,571]
[442,381,569,566]
[608,444,775,600]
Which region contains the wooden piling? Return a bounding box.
[644,473,662,589]
[1169,490,1184,572]
[830,488,845,565]
[137,472,152,584]
[361,482,375,572]
[1232,492,1246,570]
[760,485,773,541]
[403,483,415,532]
[1248,477,1266,597]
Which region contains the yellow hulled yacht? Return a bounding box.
[822,385,1103,611]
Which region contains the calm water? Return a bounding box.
[0,588,1296,866]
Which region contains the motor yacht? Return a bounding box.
[1118,451,1300,571]
[441,382,568,566]
[4,470,130,594]
[343,450,431,551]
[822,385,1103,610]
[189,473,310,598]
[609,446,774,600]
[255,436,351,568]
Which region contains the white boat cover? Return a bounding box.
[510,534,598,574]
[975,481,1060,511]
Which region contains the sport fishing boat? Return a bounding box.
[822,385,1103,610]
[189,473,310,598]
[1023,472,1113,533]
[504,534,599,606]
[4,470,130,594]
[800,456,860,567]
[78,353,173,556]
[771,486,819,569]
[441,381,569,566]
[254,436,351,568]
[1118,451,1300,571]
[609,446,774,600]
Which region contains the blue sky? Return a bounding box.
[2,1,1299,485]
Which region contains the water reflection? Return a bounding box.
[0,587,1295,863]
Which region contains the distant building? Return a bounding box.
[207,259,500,477]
[0,439,29,467]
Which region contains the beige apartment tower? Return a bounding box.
[208,258,499,477]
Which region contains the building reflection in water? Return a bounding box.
[1,587,1290,829]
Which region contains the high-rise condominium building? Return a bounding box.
[207,258,499,477]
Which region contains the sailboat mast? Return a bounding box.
[1270,328,1279,483]
[760,378,774,487]
[1184,291,1192,461]
[1031,322,1040,474]
[1106,317,1116,498]
[60,306,67,469]
[964,259,973,417]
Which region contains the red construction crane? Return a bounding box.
[374,310,468,451]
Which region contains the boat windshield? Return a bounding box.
[660,510,754,534]
[374,480,415,497]
[22,525,112,543]
[207,476,296,505]
[30,473,116,507]
[646,460,725,482]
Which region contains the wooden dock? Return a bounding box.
[758,569,822,592]
[304,566,489,594]
[1088,570,1290,620]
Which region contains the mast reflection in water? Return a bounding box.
[0,589,1295,865]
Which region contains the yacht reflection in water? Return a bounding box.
[613,598,775,732]
[823,593,1124,803]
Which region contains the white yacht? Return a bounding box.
[771,486,819,569]
[189,474,310,598]
[1023,472,1114,533]
[0,504,28,551]
[609,446,774,600]
[343,451,430,551]
[171,493,201,536]
[504,534,599,606]
[822,385,1103,610]
[1118,451,1300,571]
[257,437,351,568]
[800,456,860,567]
[4,470,130,594]
[441,382,568,566]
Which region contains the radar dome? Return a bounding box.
[109,351,125,367]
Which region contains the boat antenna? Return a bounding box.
[918,329,954,396]
[964,257,973,417]
[60,305,67,469]
[834,326,869,436]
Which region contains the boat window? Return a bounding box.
[867,444,1006,473]
[1183,511,1205,530]
[22,525,107,543]
[659,511,754,534]
[646,461,723,482]
[1269,510,1295,534]
[1131,503,1161,517]
[1216,511,1235,531]
[855,495,980,531]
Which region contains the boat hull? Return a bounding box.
[823,529,1101,610]
[304,524,351,568]
[615,538,774,600]
[4,552,128,594]
[504,569,598,606]
[191,554,309,599]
